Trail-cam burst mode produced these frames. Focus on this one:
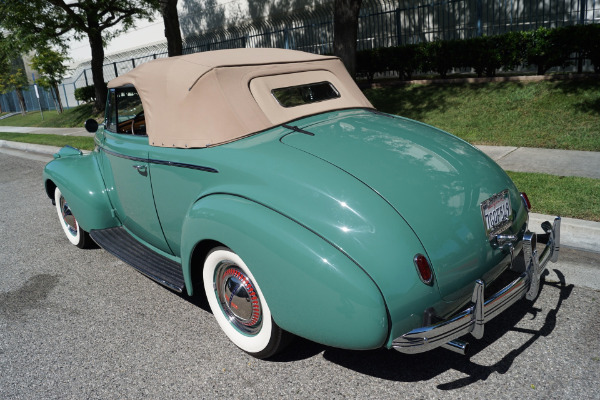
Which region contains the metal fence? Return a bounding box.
[392,0,599,43]
[1,0,599,113]
[0,84,59,114]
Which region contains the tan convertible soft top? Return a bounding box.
[108,48,373,148]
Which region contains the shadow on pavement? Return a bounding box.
[177,264,572,390]
[276,269,573,389]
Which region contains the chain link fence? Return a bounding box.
[0,84,59,114]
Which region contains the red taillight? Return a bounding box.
[521,192,531,211]
[414,254,433,285]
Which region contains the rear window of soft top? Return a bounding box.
[271,82,340,108]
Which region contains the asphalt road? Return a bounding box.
[1,152,599,399]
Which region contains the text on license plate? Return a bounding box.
[481,190,512,237]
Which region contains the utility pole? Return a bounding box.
[32,73,44,121]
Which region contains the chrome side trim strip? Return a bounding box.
[149,158,219,173]
[100,147,146,163]
[392,216,561,354]
[100,146,219,173]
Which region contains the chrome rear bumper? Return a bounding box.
[392,217,561,355]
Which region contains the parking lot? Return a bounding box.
[1,152,599,399]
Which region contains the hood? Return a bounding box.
[281,109,527,301]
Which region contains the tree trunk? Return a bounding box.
[333,0,362,78]
[88,30,107,113]
[53,84,64,113]
[160,0,183,57]
[15,88,27,115]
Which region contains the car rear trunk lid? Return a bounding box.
[281,109,526,301]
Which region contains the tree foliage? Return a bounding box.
[30,48,70,113]
[0,0,159,112]
[0,66,28,94]
[0,34,29,114]
[74,85,97,103]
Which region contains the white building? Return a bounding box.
[67,0,324,69]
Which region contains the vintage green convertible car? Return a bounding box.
[43,49,560,358]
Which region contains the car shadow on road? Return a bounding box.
[277,269,573,389]
[177,267,572,390]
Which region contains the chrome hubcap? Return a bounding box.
[59,196,77,236]
[215,262,262,335]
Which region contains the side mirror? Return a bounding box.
[84,118,99,133]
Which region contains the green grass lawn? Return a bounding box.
[4,79,598,150]
[0,104,102,128]
[364,79,600,151]
[0,132,95,150]
[507,171,600,221]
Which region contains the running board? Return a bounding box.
[90,227,184,292]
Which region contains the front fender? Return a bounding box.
[43,149,118,231]
[180,194,389,350]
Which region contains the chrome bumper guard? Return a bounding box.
[392,217,561,355]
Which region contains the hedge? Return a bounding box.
[357,24,600,81]
[74,85,97,103]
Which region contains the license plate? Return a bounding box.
[481,190,512,239]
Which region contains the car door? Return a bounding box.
[98,87,172,254]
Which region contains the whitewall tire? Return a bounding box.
[54,187,90,249]
[203,247,289,359]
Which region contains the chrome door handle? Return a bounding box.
[132,165,147,175]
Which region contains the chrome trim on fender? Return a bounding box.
[413,253,434,286]
[99,146,219,173]
[149,158,219,173]
[392,217,561,354]
[520,192,531,211]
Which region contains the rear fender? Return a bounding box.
[43,149,118,231]
[180,194,389,350]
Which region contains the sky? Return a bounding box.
[67,13,166,67]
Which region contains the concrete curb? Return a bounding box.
[0,126,92,136]
[530,213,599,254]
[476,145,600,180]
[0,139,62,156]
[1,139,598,253]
